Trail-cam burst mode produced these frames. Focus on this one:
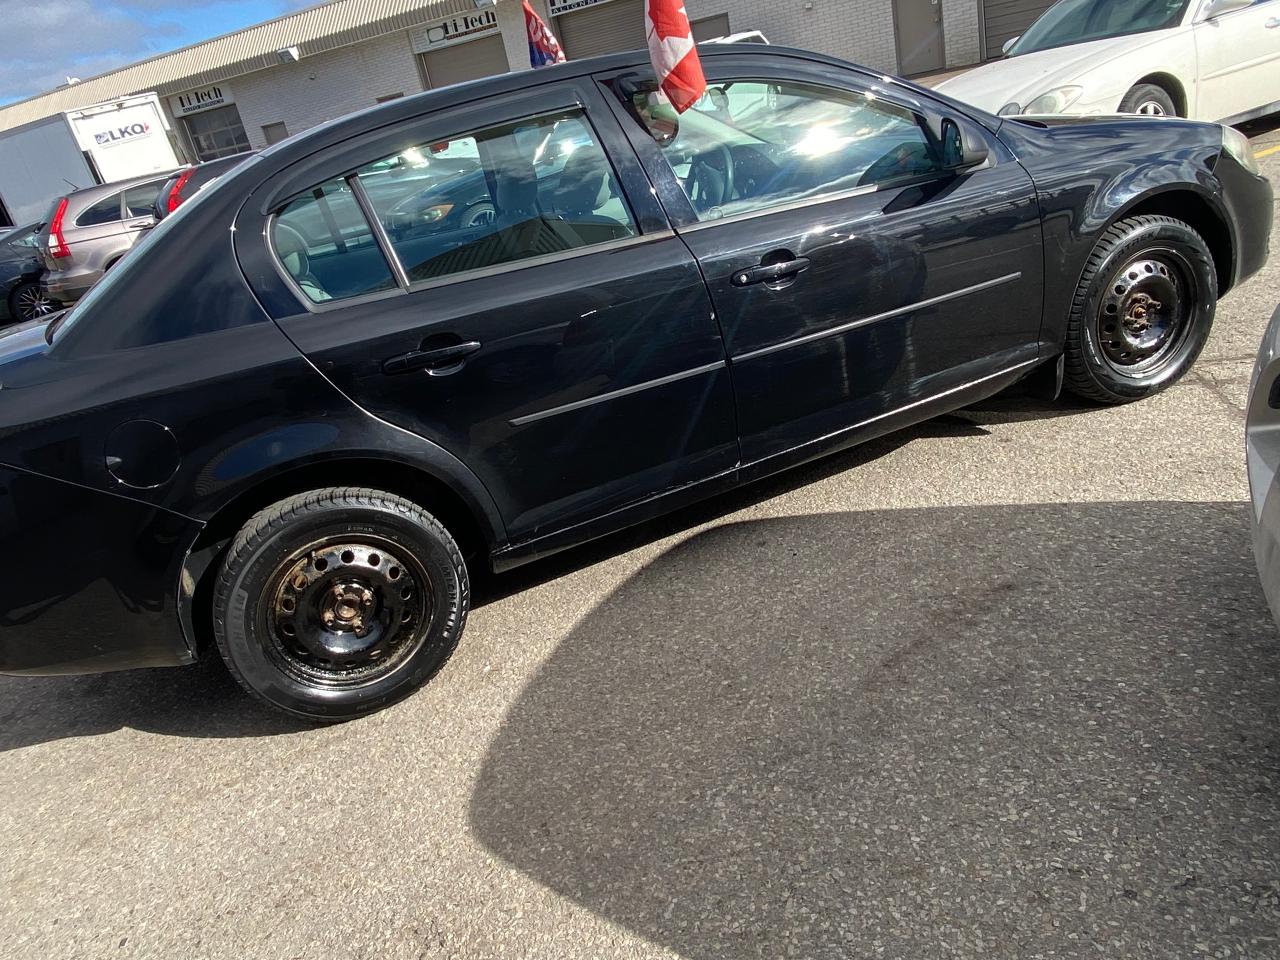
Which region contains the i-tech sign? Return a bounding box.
[93,121,153,148]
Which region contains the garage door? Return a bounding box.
[556,0,646,60]
[982,0,1056,60]
[420,34,510,89]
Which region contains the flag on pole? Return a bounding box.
[645,0,706,113]
[524,0,566,68]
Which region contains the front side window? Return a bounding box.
[272,178,397,304]
[1010,0,1191,55]
[354,110,636,284]
[76,193,123,227]
[627,79,947,221]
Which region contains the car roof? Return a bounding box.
[62,169,183,207]
[256,45,886,171]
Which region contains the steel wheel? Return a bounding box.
[1097,249,1195,378]
[263,536,433,687]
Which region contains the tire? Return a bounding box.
[1063,215,1217,404]
[1118,84,1177,117]
[461,202,496,229]
[212,487,469,722]
[8,280,56,323]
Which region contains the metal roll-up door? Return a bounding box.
[420,35,510,90]
[556,0,646,60]
[981,0,1056,60]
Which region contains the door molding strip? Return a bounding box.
[732,272,1022,363]
[510,360,727,426]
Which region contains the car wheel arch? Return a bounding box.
[1108,188,1235,294]
[176,455,503,656]
[1128,73,1187,117]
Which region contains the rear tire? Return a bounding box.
[8,281,56,323]
[1119,84,1177,117]
[1063,215,1217,405]
[212,487,469,722]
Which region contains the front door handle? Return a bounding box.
[382,340,481,375]
[731,257,812,287]
[1267,16,1279,27]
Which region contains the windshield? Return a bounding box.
[1009,0,1191,55]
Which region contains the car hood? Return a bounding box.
[937,32,1173,112]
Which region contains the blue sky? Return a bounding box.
[0,0,315,106]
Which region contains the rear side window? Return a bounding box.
[272,178,397,303]
[268,108,637,305]
[76,193,122,227]
[354,110,636,284]
[123,183,163,218]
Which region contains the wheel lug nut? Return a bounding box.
[361,590,373,606]
[322,610,335,625]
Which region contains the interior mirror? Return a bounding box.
[941,118,989,170]
[1202,0,1252,18]
[1001,36,1019,55]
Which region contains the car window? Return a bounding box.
[1010,0,1191,55]
[627,79,947,221]
[123,183,163,218]
[272,178,398,304]
[76,192,123,227]
[352,109,636,285]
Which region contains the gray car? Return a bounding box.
[1247,303,1280,622]
[37,170,177,304]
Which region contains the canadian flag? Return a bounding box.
[645,0,706,113]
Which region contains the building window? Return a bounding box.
[262,122,289,146]
[184,104,251,161]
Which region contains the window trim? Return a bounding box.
[268,104,649,310]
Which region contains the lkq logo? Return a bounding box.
[94,121,152,148]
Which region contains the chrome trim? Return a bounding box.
[403,229,673,295]
[732,272,1023,363]
[510,360,727,426]
[348,173,410,291]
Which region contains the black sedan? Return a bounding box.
[0,222,57,324]
[0,46,1270,721]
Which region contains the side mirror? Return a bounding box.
[1001,36,1019,55]
[932,116,989,170]
[1202,0,1251,18]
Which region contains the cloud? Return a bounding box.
[0,1,314,106]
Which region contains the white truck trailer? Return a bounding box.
[0,93,183,226]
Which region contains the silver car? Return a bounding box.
[1247,303,1280,622]
[37,171,177,304]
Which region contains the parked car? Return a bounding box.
[938,0,1280,122]
[0,45,1270,721]
[152,151,257,221]
[37,170,177,305]
[0,222,57,324]
[1248,304,1280,624]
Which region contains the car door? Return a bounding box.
[599,58,1045,466]
[1193,0,1280,121]
[236,80,738,544]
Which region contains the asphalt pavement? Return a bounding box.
[2,132,1279,960]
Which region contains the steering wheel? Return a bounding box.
[859,142,931,188]
[685,142,736,213]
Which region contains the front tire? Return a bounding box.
[212,488,469,722]
[8,281,56,323]
[1063,215,1217,404]
[1119,83,1177,117]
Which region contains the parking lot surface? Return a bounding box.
[2,130,1279,960]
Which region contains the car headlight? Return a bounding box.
[998,101,1022,117]
[1222,125,1261,177]
[1021,86,1085,115]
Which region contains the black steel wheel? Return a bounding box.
[213,487,468,721]
[1063,215,1216,404]
[9,281,57,323]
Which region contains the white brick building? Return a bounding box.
[0,0,1054,201]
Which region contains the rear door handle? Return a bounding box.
[382,340,481,375]
[731,258,812,287]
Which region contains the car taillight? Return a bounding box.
[49,197,70,259]
[167,169,195,213]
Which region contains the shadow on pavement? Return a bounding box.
[0,654,309,752]
[472,501,1280,958]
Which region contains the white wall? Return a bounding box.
[229,31,427,151]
